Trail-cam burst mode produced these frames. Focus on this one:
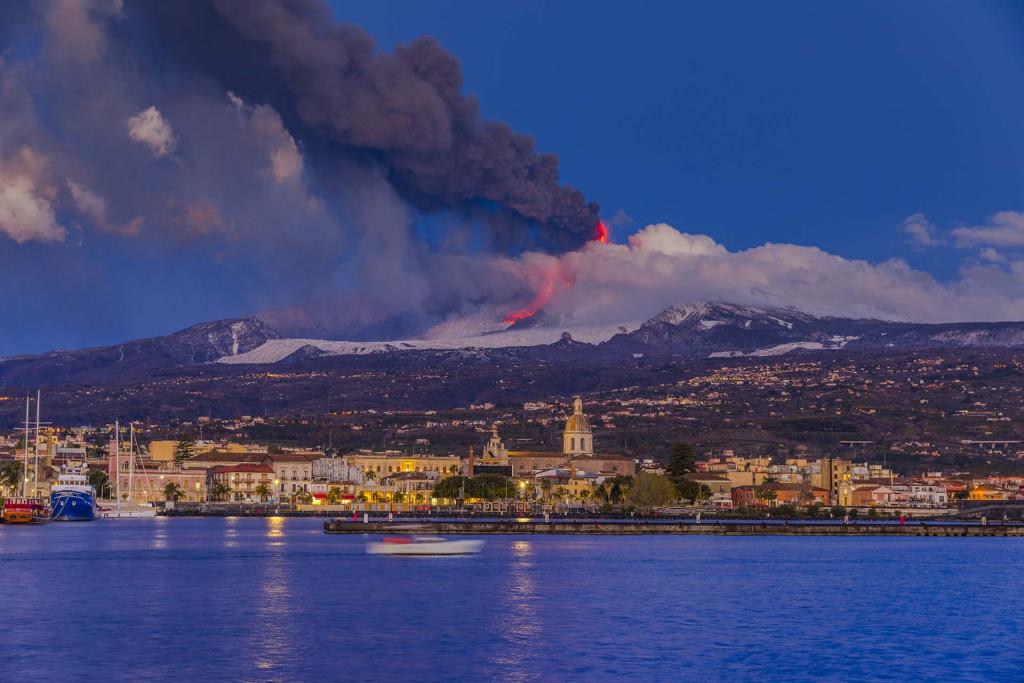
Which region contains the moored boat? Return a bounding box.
[97,421,158,520]
[2,497,52,524]
[367,535,485,556]
[50,461,96,521]
[97,501,157,519]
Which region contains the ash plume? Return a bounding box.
[0,0,601,351]
[133,0,600,249]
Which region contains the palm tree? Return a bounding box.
[211,483,231,502]
[254,483,272,502]
[163,482,184,502]
[327,486,341,504]
[295,490,313,505]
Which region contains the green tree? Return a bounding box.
[674,478,711,503]
[666,443,698,477]
[0,461,24,495]
[173,435,196,466]
[606,475,633,504]
[433,475,467,500]
[163,483,184,502]
[211,483,231,502]
[434,474,512,501]
[254,483,272,502]
[326,486,341,504]
[295,490,313,505]
[87,467,110,498]
[755,487,778,506]
[470,474,512,500]
[626,473,679,512]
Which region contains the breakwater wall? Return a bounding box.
[324,519,1024,536]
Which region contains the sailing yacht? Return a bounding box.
[2,393,51,524]
[97,422,158,519]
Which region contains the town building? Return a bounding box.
[731,483,829,508]
[344,451,462,478]
[207,463,276,501]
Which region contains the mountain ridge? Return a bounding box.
[6,302,1024,387]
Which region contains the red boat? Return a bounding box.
[2,497,52,524]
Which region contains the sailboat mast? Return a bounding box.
[114,419,121,510]
[34,389,40,498]
[128,423,135,502]
[22,394,29,498]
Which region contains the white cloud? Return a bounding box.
[500,223,1024,325]
[0,148,66,244]
[979,247,1006,264]
[951,211,1024,248]
[248,105,303,183]
[902,212,940,247]
[67,179,106,223]
[127,106,177,157]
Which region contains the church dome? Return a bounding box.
[563,397,593,456]
[564,413,591,434]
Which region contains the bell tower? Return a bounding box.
[563,396,593,456]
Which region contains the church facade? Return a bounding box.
[478,397,635,478]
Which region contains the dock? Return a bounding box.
[324,519,1024,536]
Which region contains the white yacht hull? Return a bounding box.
[97,503,158,519]
[367,538,484,556]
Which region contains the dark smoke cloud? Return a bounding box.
[0,0,598,353]
[134,0,600,248]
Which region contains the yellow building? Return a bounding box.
[344,452,462,478]
[968,484,1008,501]
[148,440,177,462]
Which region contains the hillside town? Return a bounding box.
[1,395,1021,517]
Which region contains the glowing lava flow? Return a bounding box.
[503,221,606,325]
[503,278,556,325]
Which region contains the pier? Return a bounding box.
[324,519,1024,536]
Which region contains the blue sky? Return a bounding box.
[3,1,1024,355]
[333,0,1024,278]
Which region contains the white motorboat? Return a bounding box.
[367,536,485,556]
[97,501,158,519]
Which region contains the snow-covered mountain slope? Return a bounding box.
[217,321,644,364]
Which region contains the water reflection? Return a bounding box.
[150,515,168,550]
[255,518,294,674]
[223,516,239,548]
[495,540,541,680]
[266,516,285,546]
